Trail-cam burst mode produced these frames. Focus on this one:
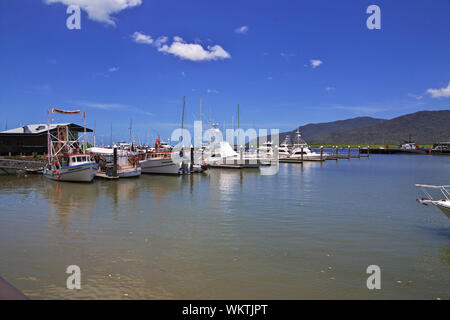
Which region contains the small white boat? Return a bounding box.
[289,129,326,161]
[258,141,274,158]
[416,184,450,218]
[278,143,291,159]
[139,151,186,174]
[204,141,260,168]
[118,165,142,178]
[44,154,97,182]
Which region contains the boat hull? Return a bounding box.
[140,159,183,174]
[43,163,97,182]
[118,166,142,178]
[436,201,450,218]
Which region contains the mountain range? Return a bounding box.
[276,110,450,145]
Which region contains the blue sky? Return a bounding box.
[0,0,449,144]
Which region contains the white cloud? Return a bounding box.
[132,31,153,44]
[158,39,231,61]
[325,86,335,91]
[80,101,153,116]
[407,93,423,100]
[108,66,120,72]
[207,89,219,94]
[44,0,142,26]
[154,36,168,47]
[310,59,323,68]
[426,82,450,98]
[132,32,231,62]
[234,26,248,34]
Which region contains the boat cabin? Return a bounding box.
[57,154,93,168]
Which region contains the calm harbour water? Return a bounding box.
[0,154,449,299]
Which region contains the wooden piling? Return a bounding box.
[113,147,118,177]
[301,147,304,161]
[347,145,351,159]
[358,146,361,158]
[190,146,194,172]
[320,146,323,161]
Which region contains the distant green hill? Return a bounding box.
[266,110,450,146]
[279,116,385,143]
[309,110,450,145]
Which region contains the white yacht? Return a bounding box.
[258,141,273,158]
[203,141,260,168]
[416,184,450,218]
[289,129,326,161]
[278,136,291,159]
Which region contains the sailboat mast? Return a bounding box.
[83,111,87,152]
[199,96,202,123]
[47,108,51,164]
[181,96,185,145]
[237,104,240,146]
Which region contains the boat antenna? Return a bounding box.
[83,111,87,152]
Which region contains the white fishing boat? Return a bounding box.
[139,151,186,174]
[416,184,450,218]
[44,153,97,182]
[43,108,97,182]
[289,129,326,161]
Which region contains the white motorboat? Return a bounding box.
[139,151,186,174]
[416,184,450,218]
[258,141,274,158]
[203,141,260,168]
[289,129,326,161]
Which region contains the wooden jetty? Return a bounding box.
[360,147,429,155]
[279,158,303,163]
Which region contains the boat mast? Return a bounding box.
[47,107,51,164]
[199,96,202,123]
[181,96,185,146]
[83,111,87,152]
[237,104,240,146]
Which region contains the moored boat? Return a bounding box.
[416,184,450,218]
[43,153,97,182]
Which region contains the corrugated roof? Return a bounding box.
[0,123,91,134]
